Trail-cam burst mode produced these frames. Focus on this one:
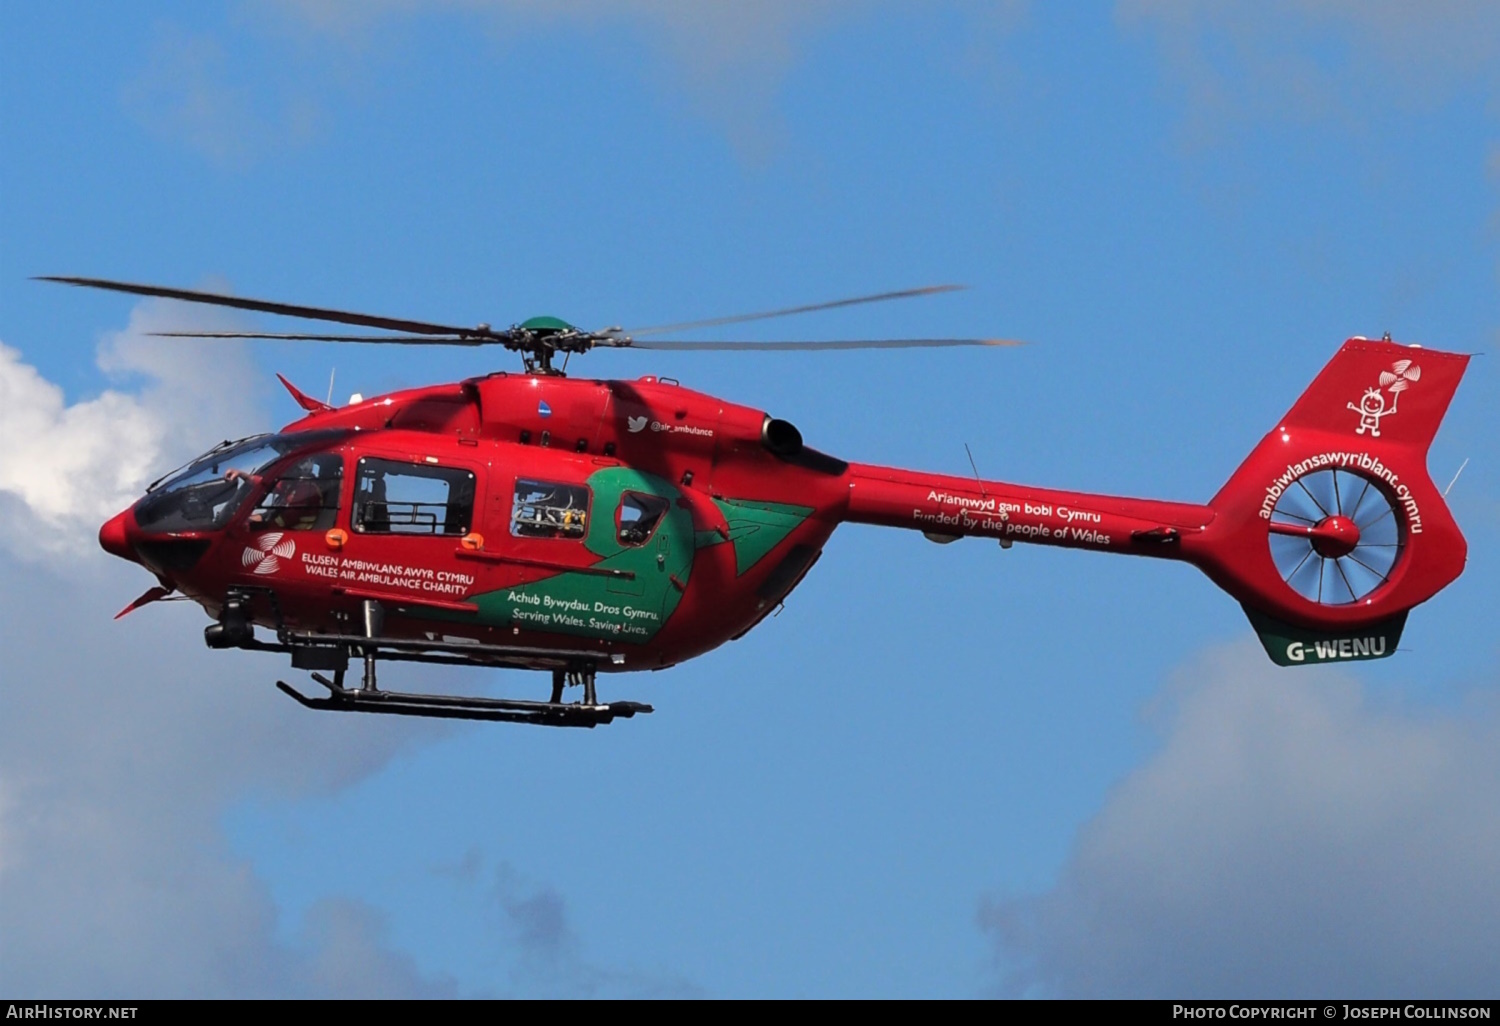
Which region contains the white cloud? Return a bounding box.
[0,345,162,528]
[258,0,865,160]
[1118,1,1500,141]
[135,3,1037,163]
[1118,2,1500,344]
[981,643,1500,997]
[122,25,319,166]
[0,535,461,996]
[0,300,264,559]
[0,307,453,996]
[298,899,459,998]
[0,317,687,996]
[436,855,705,997]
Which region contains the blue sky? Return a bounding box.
[2,1,1498,998]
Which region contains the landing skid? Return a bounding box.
[277,671,652,728]
[215,594,653,727]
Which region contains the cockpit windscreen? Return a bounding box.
[134,431,348,532]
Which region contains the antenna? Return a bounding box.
[964,443,1012,548]
[1444,457,1469,497]
[964,443,988,500]
[326,368,336,407]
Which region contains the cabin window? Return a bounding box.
[352,458,475,536]
[616,492,669,546]
[511,480,590,539]
[250,454,343,531]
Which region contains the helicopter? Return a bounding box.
[44,276,1471,727]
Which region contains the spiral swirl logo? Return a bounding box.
[242,533,296,576]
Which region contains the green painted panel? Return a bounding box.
[1243,604,1407,667]
[466,468,693,643]
[519,315,576,332]
[694,529,727,550]
[713,498,814,576]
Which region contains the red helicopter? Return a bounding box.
[46,276,1470,727]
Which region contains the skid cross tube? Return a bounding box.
[239,628,621,674]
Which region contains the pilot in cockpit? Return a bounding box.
[245,456,338,530]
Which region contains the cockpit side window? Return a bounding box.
[249,454,344,531]
[134,431,348,533]
[512,480,590,539]
[352,458,476,536]
[617,492,669,546]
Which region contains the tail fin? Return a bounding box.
[1190,338,1469,665]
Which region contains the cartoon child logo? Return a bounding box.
[1349,359,1420,437]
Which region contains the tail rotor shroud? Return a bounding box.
[1267,468,1403,606]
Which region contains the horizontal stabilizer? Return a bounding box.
[1243,604,1408,667]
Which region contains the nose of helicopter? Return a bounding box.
[99,509,137,563]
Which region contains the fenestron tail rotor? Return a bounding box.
[1267,468,1403,605]
[37,275,1020,374]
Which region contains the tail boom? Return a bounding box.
[844,464,1213,556]
[840,337,1469,662]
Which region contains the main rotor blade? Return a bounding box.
[37,276,500,339]
[616,337,1023,351]
[150,331,495,346]
[621,284,966,338]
